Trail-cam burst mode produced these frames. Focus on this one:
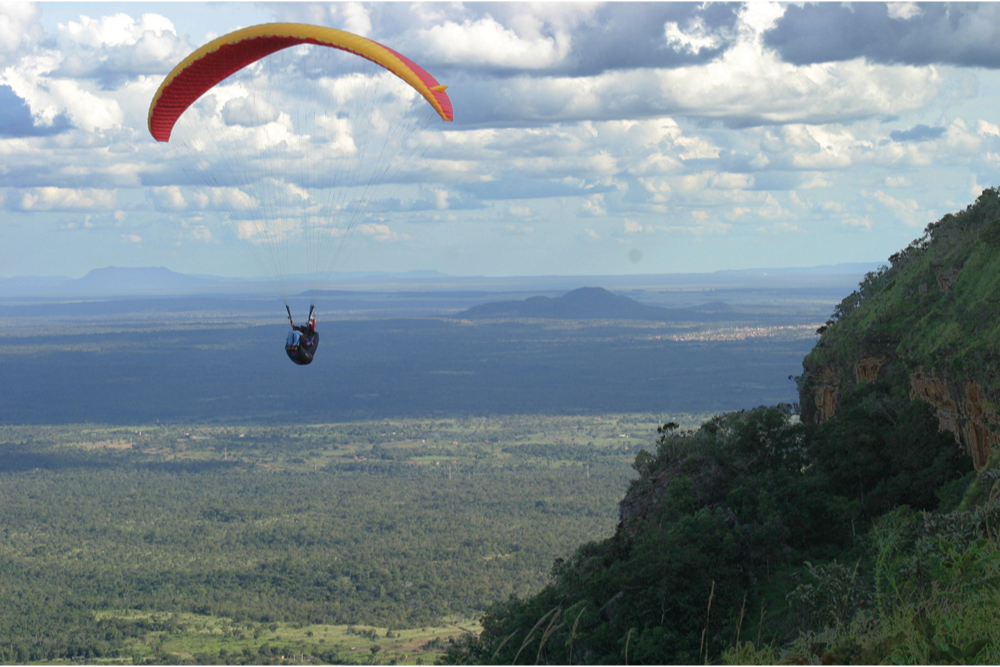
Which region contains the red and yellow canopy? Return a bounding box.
[148,22,453,142]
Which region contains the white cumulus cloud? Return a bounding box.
[418,14,571,69]
[18,187,116,211]
[357,222,411,242]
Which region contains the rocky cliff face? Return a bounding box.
[907,372,995,469]
[798,188,1000,470]
[803,357,996,469]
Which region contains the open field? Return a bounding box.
[83,611,481,665]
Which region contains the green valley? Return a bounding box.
[0,414,691,664]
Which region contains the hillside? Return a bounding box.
[448,190,1000,665]
[798,187,1000,468]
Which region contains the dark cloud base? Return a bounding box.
[0,86,73,137]
[765,3,1000,69]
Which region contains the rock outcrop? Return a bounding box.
[909,372,997,469]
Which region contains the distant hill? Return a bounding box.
[455,287,664,320]
[454,286,741,321]
[70,266,217,295]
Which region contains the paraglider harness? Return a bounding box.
[285,304,319,365]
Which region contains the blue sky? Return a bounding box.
[4,2,1000,279]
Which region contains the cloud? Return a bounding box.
[399,4,738,76]
[709,172,753,190]
[579,194,606,217]
[755,222,801,235]
[765,3,1000,69]
[147,185,187,211]
[2,58,124,133]
[866,189,926,227]
[15,187,116,211]
[177,218,213,243]
[665,16,727,55]
[0,2,42,65]
[450,4,941,130]
[457,178,615,201]
[222,97,279,128]
[889,124,945,143]
[233,217,299,244]
[623,219,643,234]
[249,6,727,151]
[433,189,450,210]
[417,14,572,70]
[207,187,258,212]
[375,193,484,214]
[339,3,373,38]
[0,84,72,136]
[755,124,874,170]
[887,4,923,21]
[357,222,411,242]
[978,120,1000,138]
[55,13,192,85]
[57,211,125,231]
[842,217,875,230]
[535,3,740,76]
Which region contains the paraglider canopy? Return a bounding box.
[149,23,452,142]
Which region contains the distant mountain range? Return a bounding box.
[455,287,742,322]
[0,263,882,299]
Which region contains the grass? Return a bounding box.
[88,610,482,664]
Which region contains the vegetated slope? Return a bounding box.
[799,187,1000,467]
[446,190,1000,665]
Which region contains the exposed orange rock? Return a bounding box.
[809,365,998,469]
[963,421,995,469]
[909,371,997,469]
[812,367,840,423]
[909,370,958,414]
[854,357,884,383]
[963,383,997,468]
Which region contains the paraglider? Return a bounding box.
[285,304,318,365]
[148,23,453,364]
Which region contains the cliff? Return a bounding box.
[798,188,1000,468]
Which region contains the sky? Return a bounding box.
[5,2,1000,279]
